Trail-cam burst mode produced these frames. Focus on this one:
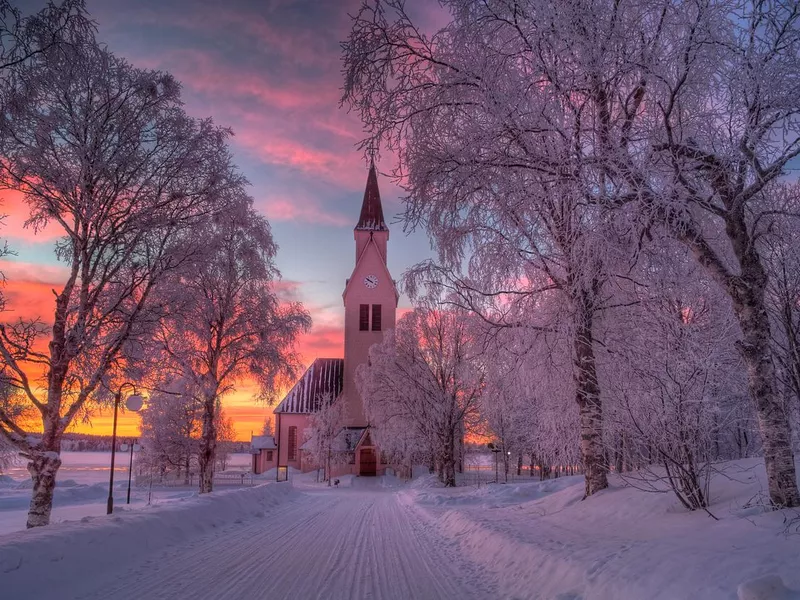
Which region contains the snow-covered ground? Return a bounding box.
[1,458,799,599]
[405,459,800,600]
[0,451,253,535]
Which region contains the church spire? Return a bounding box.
[355,160,387,231]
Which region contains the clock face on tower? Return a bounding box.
[364,275,378,289]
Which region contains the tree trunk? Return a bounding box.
[198,396,218,494]
[734,288,800,507]
[681,207,800,507]
[25,402,65,528]
[26,451,62,528]
[442,435,456,487]
[574,309,609,498]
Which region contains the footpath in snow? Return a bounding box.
[0,474,496,600]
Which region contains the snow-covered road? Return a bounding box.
[49,482,496,600]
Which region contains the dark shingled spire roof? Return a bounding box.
[356,161,388,231]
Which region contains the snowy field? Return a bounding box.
[1,458,800,599]
[0,451,253,535]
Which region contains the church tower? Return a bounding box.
[341,162,398,426]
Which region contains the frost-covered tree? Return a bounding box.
[605,249,745,511]
[358,305,482,486]
[260,415,275,437]
[155,206,310,493]
[344,0,800,507]
[481,320,582,480]
[303,393,346,484]
[762,184,800,449]
[611,3,800,508]
[0,30,246,527]
[139,382,201,485]
[342,0,654,496]
[0,0,89,79]
[215,409,236,472]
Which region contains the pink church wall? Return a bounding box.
[275,413,310,471]
[252,449,277,474]
[341,231,396,427]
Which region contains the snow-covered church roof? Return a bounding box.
[274,358,344,414]
[250,435,276,452]
[332,427,368,452]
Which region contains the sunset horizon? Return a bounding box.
[1,0,439,441]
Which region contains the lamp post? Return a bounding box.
[124,438,140,505]
[487,442,501,483]
[107,384,143,515]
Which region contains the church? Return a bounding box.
[251,162,397,477]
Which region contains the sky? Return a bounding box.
[3,0,446,440]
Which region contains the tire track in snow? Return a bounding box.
[53,486,495,600]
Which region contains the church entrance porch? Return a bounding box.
[359,448,377,476]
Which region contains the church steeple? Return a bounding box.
[355,160,387,231]
[354,161,389,263]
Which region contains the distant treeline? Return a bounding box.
[21,432,252,454]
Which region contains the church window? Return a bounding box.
[371,304,382,331]
[359,304,369,331]
[288,426,297,460]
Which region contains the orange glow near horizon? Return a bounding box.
[1,257,344,443]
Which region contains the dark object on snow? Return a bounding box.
[333,479,340,487]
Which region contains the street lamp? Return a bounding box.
[487,442,501,483]
[107,383,143,515]
[121,439,141,505]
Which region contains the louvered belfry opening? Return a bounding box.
[371,304,382,331]
[359,304,369,331]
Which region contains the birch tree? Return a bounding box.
[344,0,800,507]
[304,393,345,484]
[343,0,643,495]
[605,248,745,511]
[0,0,89,80]
[215,409,236,472]
[139,381,201,484]
[763,184,800,447]
[156,206,310,493]
[586,1,800,507]
[0,30,246,526]
[358,306,482,486]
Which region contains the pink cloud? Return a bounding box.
[109,5,338,71]
[0,189,63,242]
[153,49,335,111]
[262,197,350,227]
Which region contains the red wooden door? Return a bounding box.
[359,448,377,476]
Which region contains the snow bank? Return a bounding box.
[405,460,800,600]
[738,576,800,600]
[0,482,295,596]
